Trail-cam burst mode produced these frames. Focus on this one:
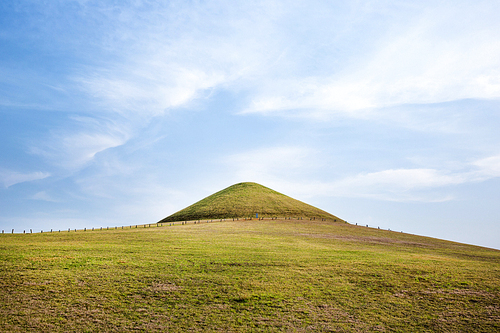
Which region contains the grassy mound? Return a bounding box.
[1,219,499,332]
[159,182,343,222]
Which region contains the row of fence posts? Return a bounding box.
[1,216,340,234]
[354,222,401,233]
[1,221,177,234]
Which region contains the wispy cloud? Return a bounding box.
[21,0,500,176]
[71,1,289,118]
[52,1,289,173]
[320,169,466,202]
[322,153,500,201]
[0,169,50,188]
[310,155,500,202]
[225,147,500,202]
[32,191,58,202]
[76,66,227,117]
[242,2,500,118]
[473,154,500,178]
[29,115,128,171]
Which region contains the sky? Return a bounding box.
[1,0,500,249]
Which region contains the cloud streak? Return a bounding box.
[313,156,500,202]
[243,1,500,117]
[16,0,500,175]
[28,115,129,171]
[225,147,500,202]
[0,169,50,188]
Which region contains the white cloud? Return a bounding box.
[78,66,228,117]
[29,116,129,171]
[473,155,500,178]
[224,147,500,202]
[312,155,500,202]
[62,132,125,166]
[243,2,500,117]
[246,168,464,203]
[32,191,58,202]
[0,169,50,188]
[52,1,290,174]
[72,0,288,119]
[321,168,466,202]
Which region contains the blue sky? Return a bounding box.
[1,0,500,249]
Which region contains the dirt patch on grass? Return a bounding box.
[209,303,230,310]
[23,280,52,286]
[394,288,500,300]
[26,256,75,262]
[148,282,182,292]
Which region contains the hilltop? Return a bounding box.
[159,182,344,223]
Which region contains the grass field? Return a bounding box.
[1,219,499,332]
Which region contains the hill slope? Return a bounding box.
[1,219,499,332]
[159,182,343,222]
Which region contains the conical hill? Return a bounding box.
[159,182,344,223]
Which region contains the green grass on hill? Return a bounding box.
[160,182,343,222]
[1,219,499,332]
